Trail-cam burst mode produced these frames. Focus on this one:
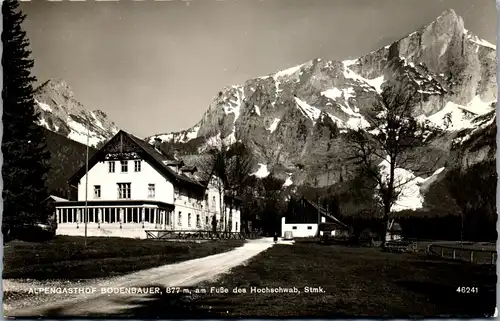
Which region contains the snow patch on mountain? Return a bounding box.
[342,59,358,67]
[364,76,385,94]
[151,125,200,144]
[462,96,496,115]
[254,105,261,116]
[346,117,371,130]
[322,88,343,100]
[67,120,102,147]
[184,125,201,142]
[273,63,306,79]
[35,99,52,112]
[464,29,496,49]
[283,173,293,187]
[267,118,281,133]
[378,158,444,212]
[343,66,385,93]
[252,163,270,178]
[223,131,237,145]
[38,118,49,129]
[422,96,495,131]
[224,86,244,125]
[294,97,321,125]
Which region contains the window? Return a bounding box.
[148,184,155,198]
[109,161,115,173]
[307,226,312,230]
[196,214,201,228]
[177,212,182,226]
[120,160,128,173]
[204,194,209,205]
[94,185,101,199]
[292,226,297,230]
[205,216,209,226]
[145,208,155,223]
[117,183,131,199]
[236,222,238,232]
[188,213,192,227]
[134,160,141,172]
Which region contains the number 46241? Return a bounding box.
[456,287,479,294]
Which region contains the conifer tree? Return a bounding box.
[2,0,51,227]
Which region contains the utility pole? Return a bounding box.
[84,121,90,247]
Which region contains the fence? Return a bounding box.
[145,229,261,240]
[427,243,497,265]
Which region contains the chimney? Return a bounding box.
[153,137,162,152]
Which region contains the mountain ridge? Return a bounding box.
[149,9,495,146]
[33,9,496,215]
[143,9,496,213]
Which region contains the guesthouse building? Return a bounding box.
[54,130,241,239]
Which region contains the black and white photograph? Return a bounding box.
[2,0,498,318]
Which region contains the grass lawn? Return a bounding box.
[121,240,496,318]
[3,235,245,280]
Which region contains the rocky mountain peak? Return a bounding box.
[36,79,74,98]
[435,9,463,28]
[34,79,119,147]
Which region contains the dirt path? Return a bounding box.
[5,238,275,317]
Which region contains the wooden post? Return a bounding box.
[452,249,456,260]
[119,208,124,228]
[441,247,444,257]
[492,252,496,265]
[470,251,474,263]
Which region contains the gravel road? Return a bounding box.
[4,237,276,317]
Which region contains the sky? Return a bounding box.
[20,0,497,138]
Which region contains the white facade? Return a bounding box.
[281,216,326,238]
[78,159,174,203]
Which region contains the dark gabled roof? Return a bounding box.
[303,197,348,228]
[68,130,205,190]
[122,132,205,188]
[180,154,213,182]
[44,195,69,203]
[166,160,185,167]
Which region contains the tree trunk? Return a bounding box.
[381,202,390,248]
[228,197,233,233]
[381,158,396,248]
[219,186,224,233]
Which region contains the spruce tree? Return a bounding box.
[2,0,51,227]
